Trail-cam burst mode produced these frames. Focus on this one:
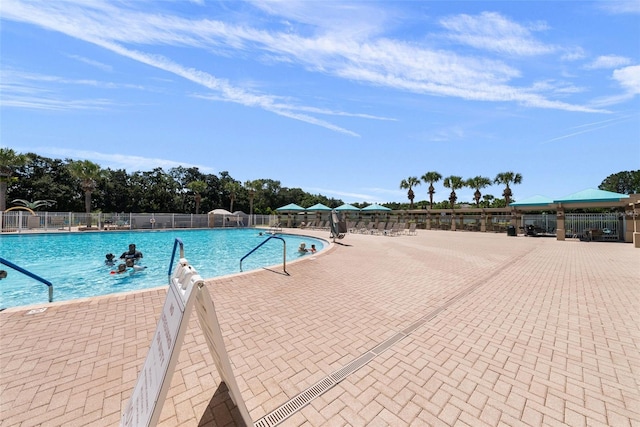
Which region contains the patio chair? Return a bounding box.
[373,222,386,235]
[387,222,403,236]
[405,223,417,236]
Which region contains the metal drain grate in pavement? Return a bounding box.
[254,376,335,427]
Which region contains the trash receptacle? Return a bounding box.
[507,225,516,236]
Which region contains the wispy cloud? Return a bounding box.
[597,0,640,14]
[439,12,555,56]
[589,64,640,107]
[31,147,217,173]
[67,54,113,72]
[0,68,143,111]
[584,55,632,70]
[1,0,610,124]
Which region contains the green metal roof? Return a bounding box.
[553,188,629,204]
[509,195,553,207]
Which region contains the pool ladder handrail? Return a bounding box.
[167,238,185,282]
[0,256,53,303]
[240,234,287,274]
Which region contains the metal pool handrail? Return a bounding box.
[167,238,184,281]
[240,234,287,274]
[0,256,53,303]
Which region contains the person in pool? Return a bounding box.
[298,242,308,253]
[125,258,147,272]
[310,244,317,253]
[105,253,116,266]
[111,263,128,275]
[0,270,7,280]
[120,244,143,263]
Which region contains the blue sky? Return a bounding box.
[2,0,639,205]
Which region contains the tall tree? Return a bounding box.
[599,170,640,194]
[187,180,207,214]
[421,171,442,209]
[466,176,492,207]
[0,148,30,211]
[223,180,242,212]
[400,176,421,209]
[494,172,523,205]
[443,175,464,208]
[244,179,262,219]
[68,160,104,215]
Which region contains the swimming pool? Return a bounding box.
[0,229,325,309]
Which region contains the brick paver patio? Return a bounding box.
[1,229,638,426]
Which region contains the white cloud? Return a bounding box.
[598,0,640,14]
[1,0,609,122]
[32,147,217,173]
[613,65,640,94]
[584,55,632,70]
[67,54,113,72]
[439,12,556,56]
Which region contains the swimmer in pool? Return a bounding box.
[125,258,147,272]
[111,263,128,275]
[105,253,116,266]
[120,244,143,263]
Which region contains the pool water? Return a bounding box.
[0,229,325,309]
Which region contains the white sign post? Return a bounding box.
[121,258,252,427]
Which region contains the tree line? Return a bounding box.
[1,149,637,214]
[0,149,343,214]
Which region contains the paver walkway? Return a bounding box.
[1,229,638,426]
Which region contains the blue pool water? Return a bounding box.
[0,229,325,309]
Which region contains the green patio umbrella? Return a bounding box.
[306,203,332,211]
[361,203,391,212]
[304,203,331,226]
[275,203,305,227]
[362,203,391,225]
[276,203,306,212]
[335,203,361,211]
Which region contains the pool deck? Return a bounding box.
[1,229,639,426]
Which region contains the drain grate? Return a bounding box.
[330,351,376,382]
[254,376,335,427]
[371,332,406,355]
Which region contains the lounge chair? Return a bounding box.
[405,223,417,236]
[373,222,386,235]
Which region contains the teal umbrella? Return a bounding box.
[335,203,361,211]
[305,203,332,226]
[361,203,391,212]
[275,203,306,212]
[306,203,332,211]
[275,203,305,228]
[362,203,391,225]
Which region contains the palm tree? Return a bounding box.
[11,199,56,210]
[0,148,30,211]
[244,179,262,222]
[224,180,242,213]
[421,171,442,209]
[466,176,492,207]
[68,160,103,216]
[400,176,421,209]
[443,175,464,208]
[187,180,207,214]
[494,172,523,205]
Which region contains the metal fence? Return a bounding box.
[0,211,274,233]
[563,213,624,240]
[522,212,624,240]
